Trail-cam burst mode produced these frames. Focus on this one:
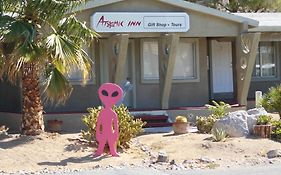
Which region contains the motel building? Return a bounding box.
[1,0,281,131]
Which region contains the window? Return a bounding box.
[253,42,277,79]
[141,38,199,83]
[67,65,95,84]
[141,40,159,81]
[173,39,198,80]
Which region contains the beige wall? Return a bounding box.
[76,0,240,38]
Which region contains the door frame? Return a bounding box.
[208,38,235,100]
[127,39,137,108]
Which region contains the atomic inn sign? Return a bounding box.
[91,12,190,33]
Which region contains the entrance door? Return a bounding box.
[211,40,234,99]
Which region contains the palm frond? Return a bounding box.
[1,0,26,15]
[0,15,36,54]
[43,66,73,105]
[45,33,92,79]
[57,15,98,46]
[25,0,89,26]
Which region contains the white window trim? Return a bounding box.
[140,38,200,84]
[252,41,280,82]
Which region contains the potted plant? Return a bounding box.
[47,119,63,133]
[253,115,272,138]
[173,115,189,134]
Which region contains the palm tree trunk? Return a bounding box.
[21,63,44,135]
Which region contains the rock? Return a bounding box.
[157,150,169,163]
[202,143,211,149]
[213,110,249,137]
[247,108,268,133]
[183,160,196,164]
[170,159,176,165]
[247,108,268,116]
[267,150,281,158]
[198,157,216,163]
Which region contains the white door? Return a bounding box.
[211,40,234,93]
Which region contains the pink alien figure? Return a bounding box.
[94,83,123,157]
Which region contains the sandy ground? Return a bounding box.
[0,131,281,174]
[0,113,280,173]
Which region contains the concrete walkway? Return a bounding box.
[52,164,281,175]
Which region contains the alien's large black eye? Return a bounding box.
[101,90,108,96]
[111,91,119,97]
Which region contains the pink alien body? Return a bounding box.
[94,83,123,157]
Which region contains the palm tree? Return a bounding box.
[0,0,98,135]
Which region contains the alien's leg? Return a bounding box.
[94,137,106,157]
[108,137,119,157]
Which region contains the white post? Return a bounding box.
[255,91,262,108]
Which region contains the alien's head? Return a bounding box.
[98,83,123,108]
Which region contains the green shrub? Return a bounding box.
[261,84,281,118]
[211,128,227,142]
[205,100,231,118]
[196,114,218,134]
[256,115,272,125]
[271,120,281,140]
[81,104,146,148]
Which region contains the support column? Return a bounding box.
[107,34,129,84]
[158,34,179,109]
[236,28,260,106]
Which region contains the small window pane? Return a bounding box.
[142,41,159,80]
[67,66,93,82]
[253,42,277,79]
[260,42,275,77]
[173,42,195,79]
[253,47,261,77]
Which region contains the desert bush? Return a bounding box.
[81,104,146,148]
[196,114,218,133]
[196,101,230,134]
[211,128,227,142]
[271,120,281,140]
[205,100,231,118]
[260,84,281,118]
[256,115,272,125]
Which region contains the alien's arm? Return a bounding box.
[113,115,119,138]
[95,114,102,142]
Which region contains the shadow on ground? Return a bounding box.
[0,135,35,149]
[37,154,111,166]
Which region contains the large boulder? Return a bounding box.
[247,107,268,117]
[247,108,268,133]
[213,110,249,137]
[213,108,268,137]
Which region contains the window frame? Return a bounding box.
[140,38,200,84]
[172,38,200,83]
[252,41,279,82]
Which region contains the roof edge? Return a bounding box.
[160,0,258,26]
[74,0,259,27]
